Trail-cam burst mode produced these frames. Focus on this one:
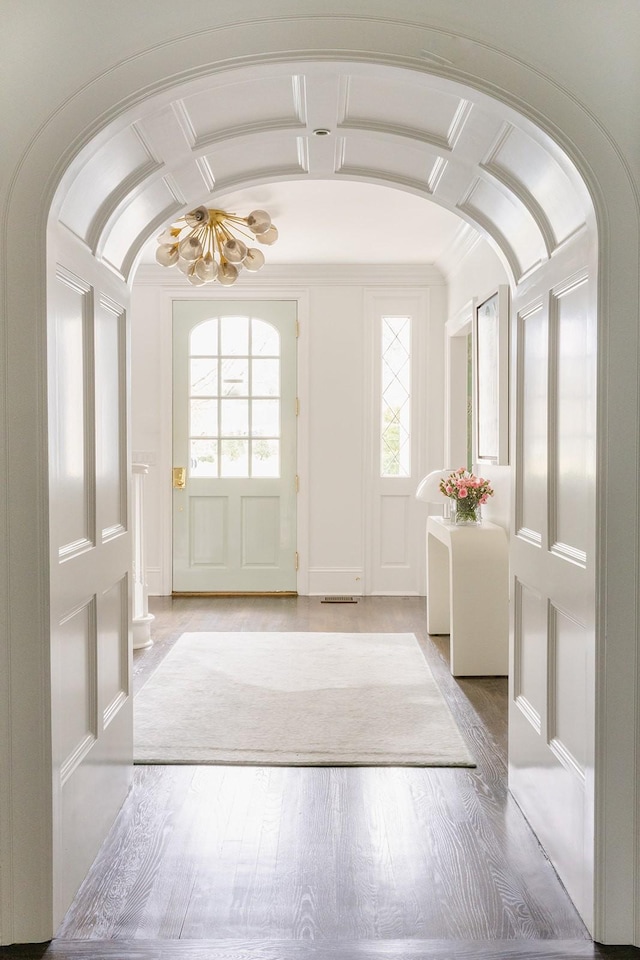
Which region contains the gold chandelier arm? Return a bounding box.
[212,222,228,259]
[157,206,275,285]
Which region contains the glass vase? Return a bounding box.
[451,499,482,525]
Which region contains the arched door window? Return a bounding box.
[189,316,281,479]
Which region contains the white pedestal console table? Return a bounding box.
[426,516,508,677]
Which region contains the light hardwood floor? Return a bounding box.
[5,597,640,959]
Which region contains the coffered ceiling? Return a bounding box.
[57,59,590,283]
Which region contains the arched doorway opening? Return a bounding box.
[2,16,639,948]
[48,54,599,932]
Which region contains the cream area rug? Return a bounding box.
[134,631,474,767]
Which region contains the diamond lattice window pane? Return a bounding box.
[381,316,411,477]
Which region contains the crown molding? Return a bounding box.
[435,221,484,280]
[132,262,446,288]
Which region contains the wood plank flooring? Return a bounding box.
[6,596,639,957]
[3,938,640,959]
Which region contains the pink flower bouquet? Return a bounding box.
[439,467,494,523]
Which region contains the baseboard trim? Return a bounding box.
[171,591,298,598]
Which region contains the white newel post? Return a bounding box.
[132,463,154,649]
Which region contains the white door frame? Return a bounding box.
[171,299,299,593]
[142,280,311,596]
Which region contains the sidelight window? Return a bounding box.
[380,315,411,477]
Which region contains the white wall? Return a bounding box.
[307,284,366,587]
[446,234,509,321]
[131,265,447,596]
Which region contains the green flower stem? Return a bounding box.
[454,499,480,522]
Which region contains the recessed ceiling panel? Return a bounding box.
[337,136,438,191]
[460,178,547,279]
[203,136,307,190]
[339,75,465,148]
[485,126,586,246]
[100,179,180,273]
[60,126,158,242]
[180,76,305,145]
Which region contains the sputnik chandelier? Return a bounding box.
[155,205,278,286]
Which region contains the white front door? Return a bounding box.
[172,300,297,593]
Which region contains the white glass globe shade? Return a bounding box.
[218,262,239,285]
[222,238,247,263]
[178,235,203,261]
[194,253,218,282]
[257,225,278,246]
[246,209,271,235]
[243,248,265,271]
[155,243,179,266]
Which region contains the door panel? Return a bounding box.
[509,265,596,927]
[49,266,132,921]
[367,293,430,596]
[173,300,297,592]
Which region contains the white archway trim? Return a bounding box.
[2,10,639,945]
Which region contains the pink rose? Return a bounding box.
[458,487,468,498]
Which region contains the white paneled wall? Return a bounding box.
[306,284,366,592]
[48,226,133,927]
[509,238,597,927]
[131,266,447,597]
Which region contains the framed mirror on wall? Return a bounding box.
[472,285,510,465]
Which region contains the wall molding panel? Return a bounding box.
[548,272,590,567]
[548,602,588,784]
[96,295,128,545]
[512,577,546,736]
[99,574,130,731]
[54,267,97,562]
[56,597,98,786]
